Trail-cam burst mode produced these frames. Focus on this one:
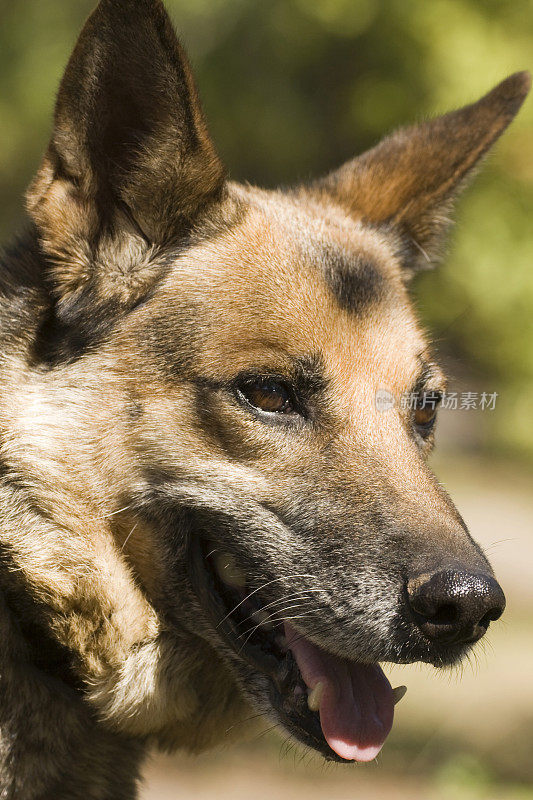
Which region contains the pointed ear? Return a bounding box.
[27,0,225,308]
[316,72,530,273]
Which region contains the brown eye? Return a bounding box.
[238,378,296,415]
[414,391,442,438]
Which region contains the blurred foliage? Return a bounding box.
[0,0,532,457]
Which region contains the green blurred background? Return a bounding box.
[1,2,532,798]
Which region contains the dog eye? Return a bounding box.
[237,378,297,415]
[414,391,442,438]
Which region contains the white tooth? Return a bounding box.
[393,685,407,706]
[214,553,246,589]
[307,682,325,713]
[251,610,273,631]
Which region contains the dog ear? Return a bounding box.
[27,0,225,310]
[316,72,530,273]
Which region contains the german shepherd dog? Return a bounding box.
[0,0,528,797]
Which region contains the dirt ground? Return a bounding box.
[140,455,533,800]
[141,755,531,800]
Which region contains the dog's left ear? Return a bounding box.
[27,0,225,310]
[316,72,530,273]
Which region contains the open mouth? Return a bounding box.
[189,537,406,762]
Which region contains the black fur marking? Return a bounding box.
[0,538,83,695]
[126,397,145,419]
[0,229,123,367]
[323,247,385,313]
[139,307,199,380]
[30,299,114,367]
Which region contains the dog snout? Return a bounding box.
[406,569,506,646]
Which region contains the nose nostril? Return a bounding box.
[430,603,459,626]
[479,605,504,629]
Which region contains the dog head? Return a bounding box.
[25,0,529,762]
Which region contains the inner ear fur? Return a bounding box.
[27,0,225,310]
[315,72,530,272]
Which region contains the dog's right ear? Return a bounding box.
[27,0,225,310]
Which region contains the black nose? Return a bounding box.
[407,569,506,645]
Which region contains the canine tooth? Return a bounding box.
[307,682,324,713]
[393,685,407,705]
[213,553,246,589]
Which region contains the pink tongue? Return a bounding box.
[284,623,394,762]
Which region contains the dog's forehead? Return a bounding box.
[166,190,399,309]
[152,192,427,388]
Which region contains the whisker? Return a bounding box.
[238,608,318,653]
[249,722,283,744]
[120,522,138,552]
[236,589,324,627]
[86,503,133,523]
[483,536,518,553]
[237,601,314,643]
[224,711,266,735]
[216,573,316,628]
